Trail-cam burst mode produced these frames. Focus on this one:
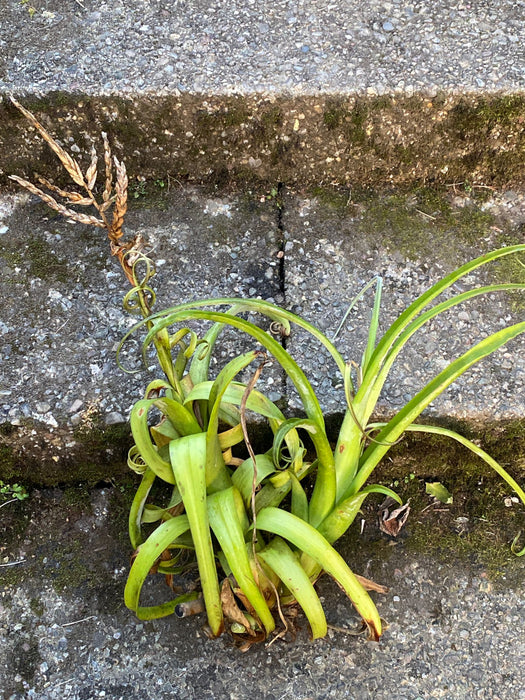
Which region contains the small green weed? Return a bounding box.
[19,0,36,18]
[0,480,29,502]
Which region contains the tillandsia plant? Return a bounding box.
[10,97,525,648]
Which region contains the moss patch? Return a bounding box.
[0,418,132,487]
[491,238,525,311]
[3,93,525,190]
[29,597,45,617]
[0,233,70,283]
[353,418,525,583]
[26,236,70,282]
[0,442,17,481]
[50,539,94,593]
[308,184,506,262]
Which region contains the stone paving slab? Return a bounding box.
[2,1,525,190]
[0,188,284,483]
[2,92,525,192]
[281,188,525,419]
[1,486,524,700]
[1,0,523,95]
[1,184,524,486]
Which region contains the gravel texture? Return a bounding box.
[1,0,524,95]
[0,187,286,481]
[0,188,283,427]
[282,188,525,418]
[1,487,524,700]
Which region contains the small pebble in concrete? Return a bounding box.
[105,411,126,426]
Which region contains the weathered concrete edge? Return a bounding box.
[1,91,525,190]
[1,413,525,488]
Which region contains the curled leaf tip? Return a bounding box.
[366,619,382,642]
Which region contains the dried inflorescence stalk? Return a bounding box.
[9,96,140,285]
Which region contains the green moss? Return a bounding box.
[22,91,73,111]
[356,191,431,259]
[0,422,16,437]
[62,485,93,508]
[50,540,92,593]
[196,105,251,131]
[26,236,70,282]
[0,248,23,268]
[405,521,520,582]
[29,597,45,617]
[70,416,131,483]
[477,419,525,468]
[491,245,525,312]
[453,206,494,244]
[259,106,283,130]
[310,185,351,211]
[313,185,498,261]
[364,424,525,582]
[0,233,70,283]
[73,415,130,450]
[0,443,16,481]
[448,95,525,136]
[222,106,251,128]
[346,102,369,144]
[323,102,348,131]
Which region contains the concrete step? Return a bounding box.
[1,484,524,698]
[1,2,525,189]
[1,1,525,485]
[2,91,525,191]
[0,185,524,484]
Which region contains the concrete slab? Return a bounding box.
[1,485,524,699]
[1,0,523,94]
[2,92,525,191]
[0,187,283,484]
[281,187,525,419]
[2,183,524,485]
[2,2,525,191]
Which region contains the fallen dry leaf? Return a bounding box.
[379,498,411,537]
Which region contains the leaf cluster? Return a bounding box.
[120,249,525,643]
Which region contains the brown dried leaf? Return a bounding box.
[379,499,411,537]
[34,174,94,205]
[354,574,389,594]
[110,156,128,240]
[67,196,96,207]
[100,195,116,212]
[220,578,257,637]
[233,587,257,618]
[235,629,266,652]
[101,131,113,202]
[9,175,106,228]
[11,97,86,188]
[174,597,205,618]
[85,146,98,190]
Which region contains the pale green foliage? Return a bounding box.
[0,480,29,502]
[124,246,525,643]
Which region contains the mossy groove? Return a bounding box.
[2,93,525,190]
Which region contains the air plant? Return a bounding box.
[10,97,525,648]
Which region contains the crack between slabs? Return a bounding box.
[275,182,288,400]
